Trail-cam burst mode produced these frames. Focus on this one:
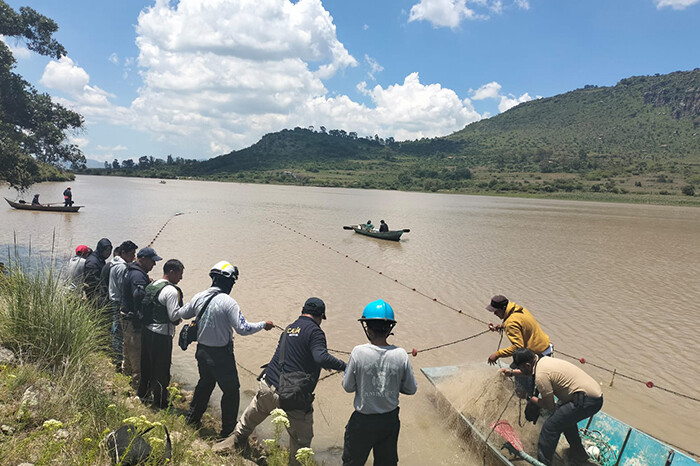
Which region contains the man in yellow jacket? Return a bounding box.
[486,295,552,364]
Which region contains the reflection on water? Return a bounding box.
[3,176,700,463]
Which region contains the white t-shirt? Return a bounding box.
[342,343,417,414]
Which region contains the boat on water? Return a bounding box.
[422,365,697,466]
[4,197,82,213]
[345,224,409,241]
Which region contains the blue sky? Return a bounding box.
[3,0,699,163]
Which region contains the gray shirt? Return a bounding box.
[108,256,127,303]
[180,286,266,347]
[342,343,417,415]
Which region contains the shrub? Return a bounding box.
[681,185,695,196]
[0,263,108,372]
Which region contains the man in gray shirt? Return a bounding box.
[181,261,274,438]
[342,299,417,466]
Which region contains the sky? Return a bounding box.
[3,0,700,163]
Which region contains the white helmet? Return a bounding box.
[210,261,239,280]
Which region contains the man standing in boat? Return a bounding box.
[63,186,73,207]
[485,295,552,396]
[505,348,603,465]
[379,220,389,232]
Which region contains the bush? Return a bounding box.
[681,185,695,196]
[0,263,108,372]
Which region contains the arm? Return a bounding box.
[400,356,418,395]
[532,392,555,411]
[341,352,357,393]
[229,300,267,335]
[309,328,347,371]
[160,286,183,323]
[494,322,525,358]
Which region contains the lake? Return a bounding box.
[2,175,699,463]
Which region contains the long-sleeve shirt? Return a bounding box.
[121,262,149,316]
[179,287,266,347]
[495,302,551,358]
[264,316,346,392]
[146,278,184,337]
[108,257,128,304]
[342,343,417,414]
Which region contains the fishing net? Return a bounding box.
[579,429,618,466]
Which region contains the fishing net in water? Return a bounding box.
[579,429,618,466]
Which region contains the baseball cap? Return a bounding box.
[486,295,508,313]
[302,297,326,319]
[137,247,163,261]
[75,245,89,255]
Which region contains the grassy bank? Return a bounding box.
[0,263,309,465]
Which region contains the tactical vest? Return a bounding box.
[142,281,182,324]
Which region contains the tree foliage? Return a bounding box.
[0,1,84,190]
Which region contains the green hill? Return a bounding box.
[440,69,700,172]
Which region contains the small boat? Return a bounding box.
[421,365,698,466]
[160,180,166,184]
[5,197,82,213]
[344,224,409,241]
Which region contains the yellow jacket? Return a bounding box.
[495,302,550,358]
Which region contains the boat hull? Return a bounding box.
[353,224,403,241]
[5,197,82,212]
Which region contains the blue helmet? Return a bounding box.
[360,299,396,323]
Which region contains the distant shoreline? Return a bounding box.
[75,172,700,208]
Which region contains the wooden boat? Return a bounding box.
[5,197,82,213]
[422,365,698,466]
[345,224,409,241]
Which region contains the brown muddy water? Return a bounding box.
[2,175,699,464]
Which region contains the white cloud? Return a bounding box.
[1,35,31,59]
[514,0,530,10]
[654,0,699,8]
[469,80,533,112]
[498,92,532,112]
[96,144,127,151]
[108,53,119,65]
[68,136,89,148]
[490,0,503,14]
[363,24,370,30]
[40,0,489,157]
[364,54,384,81]
[40,57,90,94]
[471,81,502,100]
[408,0,477,28]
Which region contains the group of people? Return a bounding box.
[66,239,418,466]
[364,219,389,232]
[29,186,73,207]
[485,295,603,465]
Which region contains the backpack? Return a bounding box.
[106,424,171,466]
[276,326,315,412]
[138,281,181,325]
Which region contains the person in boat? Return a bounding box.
[83,238,113,302]
[379,220,389,232]
[181,261,274,439]
[121,247,162,388]
[341,299,417,466]
[32,194,40,205]
[485,295,552,397]
[138,258,186,409]
[63,186,73,207]
[504,348,603,465]
[214,297,343,462]
[106,240,138,372]
[365,220,374,232]
[67,245,91,291]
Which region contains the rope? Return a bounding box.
[556,350,700,404]
[147,212,184,247]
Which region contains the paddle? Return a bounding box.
[491,420,546,466]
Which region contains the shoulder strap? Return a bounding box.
[279,326,290,375]
[194,291,220,324]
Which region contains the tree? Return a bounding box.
[112,159,120,169]
[122,158,135,169]
[0,1,85,190]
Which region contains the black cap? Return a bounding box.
[302,297,326,320]
[486,295,508,313]
[510,348,536,369]
[137,247,163,261]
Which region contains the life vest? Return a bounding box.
[141,281,183,324]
